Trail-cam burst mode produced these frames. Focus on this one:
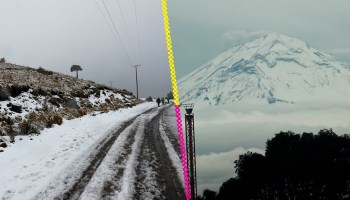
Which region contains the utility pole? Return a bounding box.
[131,64,141,98]
[109,81,114,88]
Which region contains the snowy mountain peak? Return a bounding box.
[247,32,310,52]
[178,33,350,107]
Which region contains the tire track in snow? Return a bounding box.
[79,109,160,199]
[79,116,143,199]
[36,106,184,200]
[59,116,145,200]
[33,108,155,200]
[133,105,185,200]
[134,116,166,200]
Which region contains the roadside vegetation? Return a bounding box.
[0,62,141,145]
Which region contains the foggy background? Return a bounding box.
[0,0,171,98]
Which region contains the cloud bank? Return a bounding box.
[197,147,264,195]
[222,30,267,46]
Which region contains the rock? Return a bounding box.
[10,84,30,97]
[49,97,63,108]
[71,90,87,98]
[50,90,59,96]
[31,88,48,96]
[0,142,7,148]
[7,103,22,113]
[97,85,108,90]
[146,96,153,102]
[65,98,80,109]
[0,87,10,101]
[93,89,100,98]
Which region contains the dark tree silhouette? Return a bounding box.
[167,91,174,99]
[70,65,82,79]
[203,189,217,200]
[207,129,350,200]
[0,57,5,63]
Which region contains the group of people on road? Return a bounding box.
[156,96,170,107]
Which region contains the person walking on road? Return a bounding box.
[156,97,161,107]
[165,96,170,104]
[161,97,165,105]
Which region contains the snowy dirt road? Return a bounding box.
[39,105,184,200]
[0,103,185,200]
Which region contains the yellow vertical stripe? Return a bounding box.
[161,0,180,106]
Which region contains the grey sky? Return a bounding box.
[168,0,350,78]
[0,0,171,98]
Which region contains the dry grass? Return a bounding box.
[0,62,142,139]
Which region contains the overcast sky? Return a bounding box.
[0,0,171,98]
[168,0,350,78]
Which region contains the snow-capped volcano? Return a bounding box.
[178,33,350,107]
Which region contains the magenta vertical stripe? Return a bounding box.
[174,105,191,200]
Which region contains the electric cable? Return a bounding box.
[100,0,133,65]
[132,0,142,63]
[114,0,137,64]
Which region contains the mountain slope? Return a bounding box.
[178,33,350,107]
[0,62,140,141]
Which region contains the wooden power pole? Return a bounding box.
[131,64,141,98]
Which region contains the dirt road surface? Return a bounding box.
[34,105,185,200]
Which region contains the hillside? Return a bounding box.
[178,33,350,107]
[0,62,140,145]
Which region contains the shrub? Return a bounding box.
[78,109,87,116]
[52,114,63,125]
[37,67,53,75]
[27,112,37,122]
[19,120,31,135]
[46,117,53,128]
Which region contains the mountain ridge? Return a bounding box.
[178,32,350,107]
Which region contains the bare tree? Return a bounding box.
[70,65,82,79]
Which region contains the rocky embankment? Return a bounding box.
[0,62,141,148]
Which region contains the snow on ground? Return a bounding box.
[0,102,155,200]
[116,116,146,200]
[136,147,164,200]
[162,106,180,138]
[0,90,47,119]
[80,108,164,200]
[159,116,185,189]
[78,118,141,199]
[88,89,127,105]
[0,88,133,122]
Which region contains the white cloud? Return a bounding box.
[330,48,350,54]
[197,147,264,195]
[194,103,350,129]
[221,30,268,45]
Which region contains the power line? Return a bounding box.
[100,0,132,65]
[114,0,137,64]
[93,0,118,43]
[132,0,141,63]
